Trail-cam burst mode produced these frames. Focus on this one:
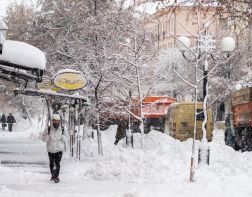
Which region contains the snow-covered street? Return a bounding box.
[1,124,252,197]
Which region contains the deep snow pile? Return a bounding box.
[66,126,252,185]
[80,128,191,183]
[196,131,252,182]
[64,127,201,183]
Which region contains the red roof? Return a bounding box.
[131,96,176,118]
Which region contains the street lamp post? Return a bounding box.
[176,24,235,166]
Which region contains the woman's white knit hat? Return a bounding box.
[52,114,61,120]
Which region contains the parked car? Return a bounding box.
[164,102,213,141]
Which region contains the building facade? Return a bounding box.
[143,5,219,51]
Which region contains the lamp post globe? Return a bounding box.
[235,84,242,91]
[221,37,235,53]
[176,36,191,52]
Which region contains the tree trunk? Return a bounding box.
[97,112,103,155]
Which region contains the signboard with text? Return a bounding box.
[54,69,87,91]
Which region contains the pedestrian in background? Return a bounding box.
[114,117,128,145]
[7,113,16,132]
[1,113,7,130]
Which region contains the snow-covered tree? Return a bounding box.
[5,0,35,42]
[11,0,159,152]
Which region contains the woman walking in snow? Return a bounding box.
[42,114,68,183]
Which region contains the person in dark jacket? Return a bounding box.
[1,114,7,130]
[79,113,85,125]
[114,118,128,145]
[225,113,236,148]
[7,113,16,132]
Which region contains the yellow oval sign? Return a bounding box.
[54,70,87,90]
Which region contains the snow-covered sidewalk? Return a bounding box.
[1,124,252,197]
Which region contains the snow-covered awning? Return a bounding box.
[0,40,46,70]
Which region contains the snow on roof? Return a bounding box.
[55,68,81,75]
[169,101,205,109]
[0,40,46,70]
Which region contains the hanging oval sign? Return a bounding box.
[37,77,60,92]
[37,76,53,90]
[53,69,87,91]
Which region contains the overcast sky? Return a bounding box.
[0,0,11,17]
[0,0,36,17]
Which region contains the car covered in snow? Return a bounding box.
[164,102,213,141]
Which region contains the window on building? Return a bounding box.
[170,18,174,33]
[159,22,162,35]
[151,34,155,41]
[163,21,167,34]
[166,20,169,33]
[155,25,158,35]
[220,18,228,30]
[196,109,205,121]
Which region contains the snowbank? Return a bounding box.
[67,126,192,183]
[66,127,252,186]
